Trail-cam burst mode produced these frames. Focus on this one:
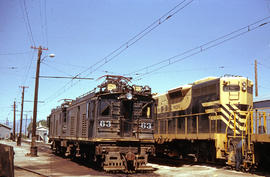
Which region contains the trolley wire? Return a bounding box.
[79,0,193,78]
[39,0,46,46]
[21,0,36,46]
[258,62,270,70]
[41,0,193,104]
[127,16,270,80]
[44,0,49,48]
[42,62,74,77]
[0,51,32,56]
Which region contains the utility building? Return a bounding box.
[0,123,11,139]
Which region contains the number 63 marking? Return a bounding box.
[100,120,111,127]
[141,122,151,129]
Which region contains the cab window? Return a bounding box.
[223,85,240,92]
[99,100,111,116]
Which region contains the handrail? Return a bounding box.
[234,112,236,137]
[263,112,267,134]
[225,112,233,153]
[157,112,210,120]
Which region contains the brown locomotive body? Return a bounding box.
[48,75,155,172]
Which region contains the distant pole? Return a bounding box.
[16,121,18,136]
[17,86,28,146]
[6,117,9,126]
[13,101,16,141]
[25,114,28,137]
[255,59,258,97]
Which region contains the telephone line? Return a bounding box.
[81,0,193,78]
[128,16,270,80]
[0,51,31,55]
[22,0,36,46]
[41,0,193,104]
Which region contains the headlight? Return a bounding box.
[133,85,142,92]
[144,85,150,91]
[242,82,247,91]
[126,92,133,100]
[107,83,116,91]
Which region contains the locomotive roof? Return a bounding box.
[154,75,252,99]
[192,77,218,85]
[51,75,152,112]
[153,84,192,98]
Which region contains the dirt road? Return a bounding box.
[0,140,265,177]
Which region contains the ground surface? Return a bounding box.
[0,140,267,177]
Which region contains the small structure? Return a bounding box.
[36,125,49,143]
[0,123,11,139]
[28,122,49,143]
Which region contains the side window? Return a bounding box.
[142,103,152,118]
[63,111,67,123]
[99,100,111,116]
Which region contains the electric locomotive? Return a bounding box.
[48,75,155,172]
[154,75,253,169]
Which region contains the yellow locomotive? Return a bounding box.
[154,75,253,169]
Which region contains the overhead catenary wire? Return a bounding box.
[0,51,32,55]
[39,0,45,46]
[44,0,49,48]
[21,50,36,86]
[19,0,33,46]
[21,0,36,46]
[257,62,270,70]
[42,62,75,77]
[38,0,49,48]
[127,16,270,80]
[41,0,194,104]
[81,0,194,78]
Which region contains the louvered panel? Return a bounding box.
[70,116,75,136]
[82,114,87,137]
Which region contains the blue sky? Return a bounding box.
[0,0,270,132]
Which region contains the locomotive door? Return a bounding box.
[76,106,80,138]
[120,100,133,137]
[88,100,95,138]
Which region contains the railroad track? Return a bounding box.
[150,155,227,169]
[15,166,49,177]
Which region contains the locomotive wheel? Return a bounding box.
[96,156,104,170]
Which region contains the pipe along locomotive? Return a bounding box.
[154,75,256,170]
[48,75,155,172]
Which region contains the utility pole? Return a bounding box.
[13,101,16,141]
[255,59,258,97]
[30,46,48,156]
[25,114,28,138]
[17,86,28,146]
[6,117,9,126]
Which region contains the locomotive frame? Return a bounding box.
[48,75,155,172]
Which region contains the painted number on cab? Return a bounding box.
[141,122,151,129]
[99,120,111,127]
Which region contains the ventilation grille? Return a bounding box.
[70,116,75,136]
[82,114,87,137]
